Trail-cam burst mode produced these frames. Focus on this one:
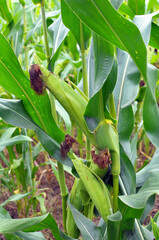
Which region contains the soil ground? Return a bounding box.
[0,149,159,240]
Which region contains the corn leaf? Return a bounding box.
[128,0,145,15]
[151,217,159,239]
[1,192,32,207]
[0,0,12,23]
[0,135,32,151]
[136,149,159,187]
[68,200,101,240]
[61,0,91,50]
[120,145,136,195]
[0,33,64,143]
[0,207,63,240]
[84,36,115,131]
[4,231,46,240]
[119,172,159,220]
[114,12,158,157]
[143,64,159,148]
[0,98,72,166]
[88,33,114,98]
[48,15,69,71]
[149,22,159,49]
[63,0,147,81]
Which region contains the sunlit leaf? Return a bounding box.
[128,0,145,15]
[0,0,12,22]
[1,192,32,207]
[61,0,91,50]
[119,172,159,220]
[68,200,101,240]
[0,33,64,143]
[63,0,147,81]
[143,64,159,148]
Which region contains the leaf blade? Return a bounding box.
[64,0,147,80]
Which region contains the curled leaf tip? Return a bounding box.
[29,64,46,95]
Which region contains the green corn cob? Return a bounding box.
[69,152,113,222]
[94,120,120,176]
[66,178,83,238]
[39,66,94,143]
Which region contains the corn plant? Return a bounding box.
[0,117,48,217]
[0,0,158,239]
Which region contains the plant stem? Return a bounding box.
[113,174,119,212]
[80,21,91,160]
[40,1,67,231]
[86,139,91,160]
[50,96,68,232]
[49,79,68,231]
[29,142,35,193]
[108,93,120,212]
[52,102,68,231]
[41,0,51,65]
[57,161,68,232]
[23,6,28,71]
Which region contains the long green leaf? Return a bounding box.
[0,206,45,239]
[0,98,72,166]
[90,33,114,97]
[151,217,159,239]
[120,145,136,195]
[59,230,77,240]
[48,15,69,71]
[61,0,91,50]
[114,13,158,156]
[128,0,145,15]
[85,47,116,131]
[0,207,63,240]
[1,192,32,207]
[55,101,72,134]
[118,2,135,19]
[0,0,12,22]
[68,200,101,240]
[149,22,159,49]
[0,127,16,141]
[117,106,134,158]
[0,135,32,151]
[136,149,159,187]
[119,172,159,220]
[143,64,159,148]
[0,33,63,143]
[63,0,147,80]
[114,12,157,113]
[26,11,60,42]
[123,220,154,240]
[4,231,46,240]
